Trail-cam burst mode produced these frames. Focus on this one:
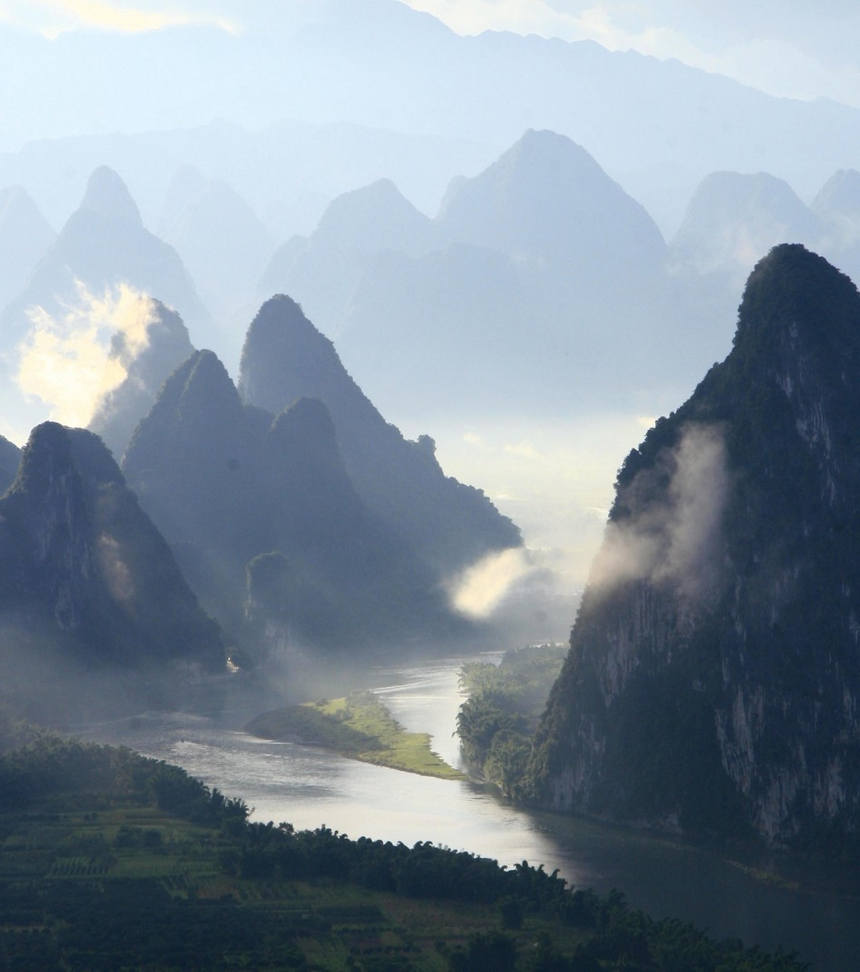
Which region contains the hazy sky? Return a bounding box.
[4,0,860,108]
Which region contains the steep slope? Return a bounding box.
[0,185,55,309]
[123,349,461,652]
[529,245,860,851]
[262,178,438,336]
[237,295,521,573]
[439,128,667,281]
[812,169,860,287]
[161,176,275,317]
[279,130,694,420]
[0,435,20,495]
[87,298,195,459]
[0,422,224,677]
[1,166,209,350]
[672,171,822,282]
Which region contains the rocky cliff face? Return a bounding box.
[0,422,224,677]
[529,245,860,850]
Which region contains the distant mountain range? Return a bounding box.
[5,0,860,233]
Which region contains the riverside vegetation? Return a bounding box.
[456,644,568,795]
[0,718,808,972]
[246,692,464,780]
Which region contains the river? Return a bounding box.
[81,651,860,972]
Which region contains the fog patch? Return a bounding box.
[15,282,156,428]
[589,423,730,601]
[98,534,134,603]
[448,547,538,619]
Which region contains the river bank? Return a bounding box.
[78,650,860,972]
[245,692,465,780]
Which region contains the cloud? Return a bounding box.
[588,423,730,600]
[448,547,538,618]
[1,0,239,37]
[15,282,157,428]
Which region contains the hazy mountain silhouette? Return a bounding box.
[271,130,691,420]
[812,169,860,286]
[261,178,438,336]
[237,295,521,574]
[8,2,860,231]
[528,245,860,851]
[160,176,275,319]
[0,185,55,310]
[0,423,223,693]
[123,347,466,654]
[671,171,821,283]
[439,129,666,279]
[1,166,209,348]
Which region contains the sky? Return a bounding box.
[4,0,860,108]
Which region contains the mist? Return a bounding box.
[15,282,156,432]
[2,1,857,683]
[588,423,730,600]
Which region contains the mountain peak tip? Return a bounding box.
[79,165,142,227]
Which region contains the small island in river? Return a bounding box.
[245,691,465,780]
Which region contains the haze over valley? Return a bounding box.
[4,3,860,969]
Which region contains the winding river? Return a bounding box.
[82,652,860,972]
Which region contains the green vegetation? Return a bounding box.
[0,731,809,972]
[456,644,568,795]
[246,692,465,780]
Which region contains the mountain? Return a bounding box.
[0,185,55,309]
[1,165,209,349]
[87,298,196,459]
[439,129,667,281]
[0,166,210,436]
[9,3,860,229]
[237,294,521,573]
[261,177,438,336]
[0,435,20,494]
[671,171,822,282]
[160,176,275,320]
[122,348,463,653]
[528,245,860,852]
[271,130,693,422]
[0,422,224,718]
[812,169,860,287]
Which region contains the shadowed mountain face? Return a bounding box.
[237,294,521,573]
[0,423,224,684]
[528,245,860,851]
[123,348,466,654]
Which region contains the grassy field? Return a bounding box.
[246,692,465,781]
